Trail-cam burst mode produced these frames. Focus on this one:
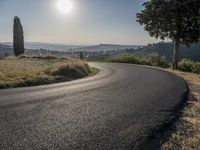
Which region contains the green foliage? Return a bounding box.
[108,53,170,68]
[109,55,147,65]
[178,59,200,74]
[146,53,170,68]
[137,0,200,45]
[109,54,200,74]
[13,16,24,56]
[137,0,200,69]
[138,42,200,62]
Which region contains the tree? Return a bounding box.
[80,51,83,60]
[137,0,200,69]
[13,16,24,56]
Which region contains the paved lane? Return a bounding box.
[0,63,188,150]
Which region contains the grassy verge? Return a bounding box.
[0,57,97,89]
[161,69,200,150]
[107,54,200,75]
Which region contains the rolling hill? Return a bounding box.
[135,42,200,61]
[1,42,199,61]
[72,44,139,52]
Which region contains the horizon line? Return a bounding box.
[0,41,147,46]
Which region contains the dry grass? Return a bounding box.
[0,57,96,88]
[161,69,200,150]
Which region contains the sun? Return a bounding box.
[57,0,73,14]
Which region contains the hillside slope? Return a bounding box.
[136,42,200,61]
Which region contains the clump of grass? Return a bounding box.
[0,74,54,88]
[46,61,92,78]
[178,59,200,74]
[0,72,6,80]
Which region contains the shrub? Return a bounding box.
[192,63,200,74]
[108,53,169,68]
[109,55,148,65]
[178,59,200,74]
[178,59,193,72]
[146,53,170,68]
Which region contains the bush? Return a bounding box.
[178,59,200,74]
[146,53,170,68]
[192,63,200,74]
[108,53,169,68]
[178,59,193,72]
[109,55,148,65]
[49,62,92,78]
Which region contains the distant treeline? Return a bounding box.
[135,42,200,61]
[1,42,200,61]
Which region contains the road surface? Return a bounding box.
[0,63,188,150]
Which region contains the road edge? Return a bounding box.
[136,66,190,150]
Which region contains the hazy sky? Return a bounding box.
[0,0,162,45]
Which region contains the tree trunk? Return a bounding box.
[172,38,180,69]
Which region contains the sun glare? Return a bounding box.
[57,0,73,14]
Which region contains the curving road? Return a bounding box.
[0,63,188,150]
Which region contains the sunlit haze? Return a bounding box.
[0,0,160,45]
[57,0,73,14]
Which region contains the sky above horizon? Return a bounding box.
[0,0,163,45]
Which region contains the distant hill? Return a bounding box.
[1,42,199,61]
[72,44,139,52]
[2,42,84,51]
[0,44,12,50]
[1,42,139,52]
[25,43,85,51]
[135,42,200,61]
[0,44,13,57]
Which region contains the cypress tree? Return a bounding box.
[13,16,24,56]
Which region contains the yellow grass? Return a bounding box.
[0,57,95,88]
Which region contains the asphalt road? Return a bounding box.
[0,63,188,150]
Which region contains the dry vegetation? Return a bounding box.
[0,57,96,89]
[161,69,200,150]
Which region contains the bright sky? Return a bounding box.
[0,0,161,45]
